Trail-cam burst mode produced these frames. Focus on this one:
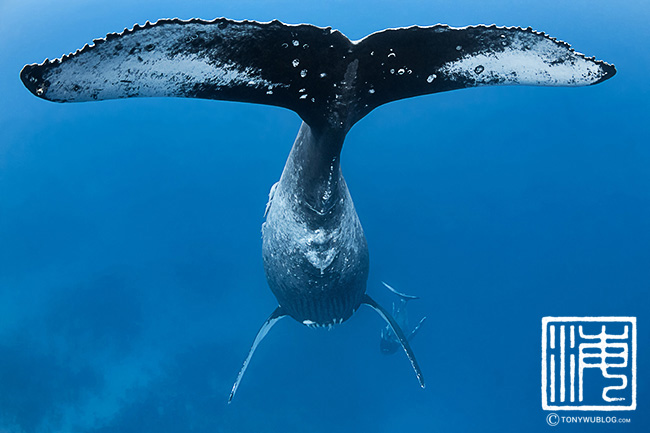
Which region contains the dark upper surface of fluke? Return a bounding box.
[20,18,616,132]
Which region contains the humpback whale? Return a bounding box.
[20,18,616,402]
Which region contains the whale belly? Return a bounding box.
[261,180,368,327]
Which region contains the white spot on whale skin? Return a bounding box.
[319,72,327,78]
[368,88,375,94]
[427,74,437,83]
[397,68,405,75]
[300,69,308,78]
[301,227,338,274]
[456,45,462,51]
[292,59,300,67]
[292,40,300,46]
[388,52,396,58]
[303,320,316,326]
[299,94,308,99]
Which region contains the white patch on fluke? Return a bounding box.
[439,32,607,86]
[37,21,286,102]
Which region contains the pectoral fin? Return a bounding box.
[363,294,425,388]
[409,316,427,341]
[229,306,287,403]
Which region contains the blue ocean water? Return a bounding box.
[0,0,648,432]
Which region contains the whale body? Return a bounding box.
[20,17,616,402]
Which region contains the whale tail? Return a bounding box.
[21,18,615,133]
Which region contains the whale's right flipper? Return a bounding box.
[21,19,616,132]
[363,294,425,388]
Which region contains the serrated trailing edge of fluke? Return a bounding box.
[22,18,616,74]
[23,17,339,68]
[357,22,615,72]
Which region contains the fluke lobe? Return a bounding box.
[20,18,616,402]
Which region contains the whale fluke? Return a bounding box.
[20,18,615,132]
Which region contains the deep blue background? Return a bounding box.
[1,1,648,432]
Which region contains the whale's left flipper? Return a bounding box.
[21,19,615,132]
[229,306,286,403]
[363,294,425,388]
